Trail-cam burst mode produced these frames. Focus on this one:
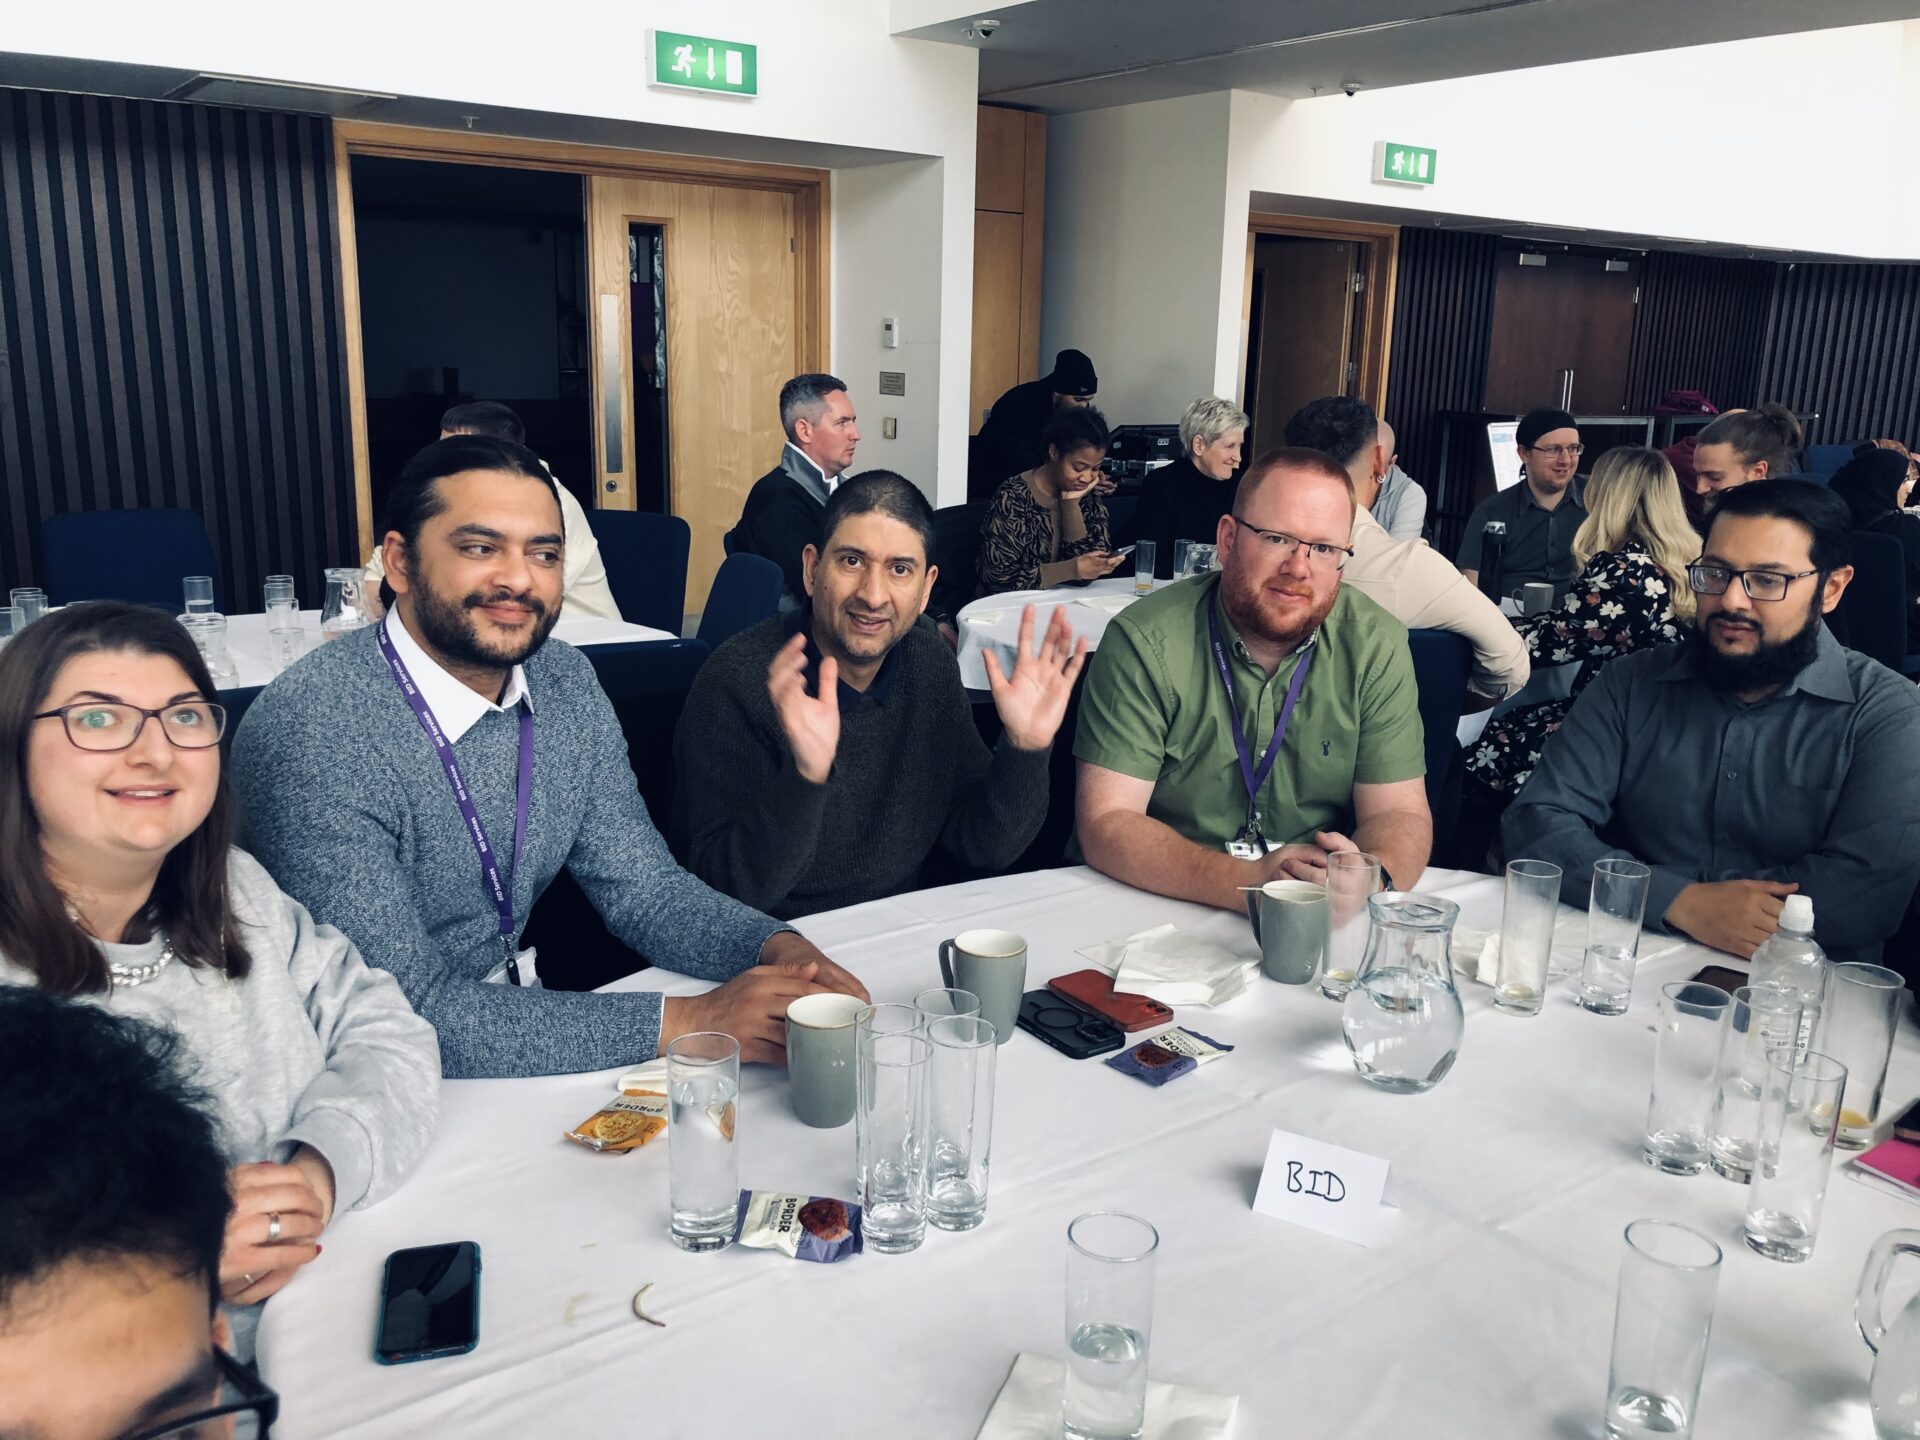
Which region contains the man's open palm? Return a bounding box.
[768,631,840,783]
[985,604,1088,751]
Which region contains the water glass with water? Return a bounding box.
[1321,851,1381,1000]
[857,1025,931,1254]
[1495,859,1561,1015]
[1064,1212,1158,1440]
[1603,1219,1720,1439]
[914,987,979,1023]
[179,613,237,683]
[1132,541,1156,596]
[1643,982,1733,1175]
[1816,962,1902,1150]
[1744,1049,1848,1263]
[1172,539,1193,578]
[182,575,216,615]
[263,574,297,619]
[10,588,47,626]
[1706,984,1804,1184]
[1580,858,1652,1015]
[926,1014,995,1232]
[666,1032,740,1252]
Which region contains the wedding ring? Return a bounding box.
[267,1212,282,1243]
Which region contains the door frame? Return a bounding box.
[330,120,830,556]
[1242,212,1399,418]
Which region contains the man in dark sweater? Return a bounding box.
[676,471,1085,918]
[968,348,1099,501]
[726,373,862,604]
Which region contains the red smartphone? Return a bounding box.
[1048,969,1173,1033]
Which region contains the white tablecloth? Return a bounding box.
[216,611,679,690]
[253,866,1906,1438]
[955,576,1149,689]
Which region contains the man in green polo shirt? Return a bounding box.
[1074,447,1431,911]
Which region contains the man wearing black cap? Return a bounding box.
[970,348,1100,500]
[1456,407,1589,596]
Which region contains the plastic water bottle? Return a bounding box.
[1749,895,1827,1057]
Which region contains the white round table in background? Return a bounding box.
[955,575,1153,689]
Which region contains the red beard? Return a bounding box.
[1221,567,1336,651]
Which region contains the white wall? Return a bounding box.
[1040,91,1237,428]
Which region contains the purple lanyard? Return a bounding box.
[377,623,535,985]
[1207,603,1314,828]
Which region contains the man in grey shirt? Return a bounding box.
[1507,479,1920,963]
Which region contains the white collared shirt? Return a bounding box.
[384,607,532,744]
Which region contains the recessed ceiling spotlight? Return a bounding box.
[963,18,1001,41]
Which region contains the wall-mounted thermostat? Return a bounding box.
[882,316,900,349]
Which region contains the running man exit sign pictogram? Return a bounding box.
[651,31,758,97]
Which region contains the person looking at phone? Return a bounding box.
[0,989,283,1439]
[1076,448,1432,911]
[976,405,1127,596]
[676,471,1082,918]
[0,603,441,1362]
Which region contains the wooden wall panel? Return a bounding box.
[1757,261,1920,445]
[971,211,1025,432]
[970,104,1045,434]
[0,89,355,604]
[1626,250,1773,414]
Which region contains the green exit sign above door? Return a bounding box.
[1373,141,1437,186]
[650,31,758,97]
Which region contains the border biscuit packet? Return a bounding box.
[564,1090,668,1152]
[733,1190,863,1262]
[1105,1027,1234,1087]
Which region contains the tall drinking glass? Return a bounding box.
[1643,982,1733,1175]
[1132,541,1156,596]
[1172,539,1193,579]
[1817,963,1902,1150]
[1744,1050,1848,1263]
[914,987,980,1023]
[10,588,46,626]
[855,1002,925,1195]
[1321,851,1382,1001]
[1496,859,1561,1015]
[182,575,215,614]
[179,614,237,683]
[268,625,309,676]
[666,1032,740,1252]
[263,575,297,620]
[926,1014,995,1232]
[1580,858,1652,1015]
[1064,1212,1159,1440]
[1603,1219,1721,1439]
[1706,984,1804,1184]
[858,1028,931,1254]
[0,607,21,643]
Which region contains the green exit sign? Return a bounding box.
[1374,141,1437,186]
[650,31,758,97]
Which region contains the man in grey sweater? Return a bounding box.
[676,471,1084,918]
[233,436,868,1079]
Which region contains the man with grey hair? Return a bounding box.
[1119,395,1248,576]
[727,373,863,602]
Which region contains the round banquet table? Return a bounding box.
[254,866,1907,1438]
[955,576,1145,689]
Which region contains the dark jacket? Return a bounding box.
[1831,449,1920,649]
[725,445,835,601]
[970,379,1058,498]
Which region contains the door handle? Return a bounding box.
[599,292,625,475]
[1558,369,1574,410]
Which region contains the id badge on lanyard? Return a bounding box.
[1207,606,1314,859]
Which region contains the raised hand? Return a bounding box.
[984,604,1089,751]
[767,630,840,784]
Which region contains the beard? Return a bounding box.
[1219,564,1337,653]
[411,576,559,671]
[1691,601,1823,694]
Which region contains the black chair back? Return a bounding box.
[584,510,690,635]
[1407,628,1472,831]
[40,508,222,610]
[931,501,986,618]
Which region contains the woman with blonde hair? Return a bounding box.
[1464,446,1695,806]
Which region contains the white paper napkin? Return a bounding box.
[1078,924,1258,1008]
[1451,914,1687,986]
[976,1353,1238,1440]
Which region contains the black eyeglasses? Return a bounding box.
[1525,443,1585,459]
[1686,564,1819,602]
[32,701,227,752]
[127,1347,278,1440]
[1229,517,1354,571]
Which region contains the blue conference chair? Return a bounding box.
[1407,629,1473,835]
[1804,444,1857,480]
[696,553,784,651]
[584,510,690,636]
[40,508,222,610]
[1835,531,1919,676]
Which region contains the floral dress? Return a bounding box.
[1464,542,1687,795]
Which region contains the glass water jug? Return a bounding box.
[1859,1229,1920,1438]
[320,566,373,638]
[1341,892,1465,1094]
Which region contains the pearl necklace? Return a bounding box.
[108,934,176,989]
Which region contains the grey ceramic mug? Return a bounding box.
[1247,879,1327,985]
[785,992,867,1128]
[938,929,1026,1047]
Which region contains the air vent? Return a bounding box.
[163,74,396,116]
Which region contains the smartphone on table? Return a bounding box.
[1049,969,1173,1033]
[376,1241,481,1364]
[1016,988,1125,1060]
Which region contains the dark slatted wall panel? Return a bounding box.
[1383,227,1498,554]
[1756,261,1920,447]
[1625,251,1774,414]
[0,89,355,604]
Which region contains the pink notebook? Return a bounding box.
[1855,1138,1920,1199]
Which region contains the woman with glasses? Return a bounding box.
[1459,448,1695,859]
[0,602,440,1360]
[976,404,1127,597]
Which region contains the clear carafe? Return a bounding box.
[1341,892,1465,1094]
[1858,1229,1920,1438]
[320,566,373,639]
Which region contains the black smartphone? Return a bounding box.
[376,1241,481,1364]
[1895,1098,1920,1144]
[1016,988,1125,1060]
[1690,965,1748,995]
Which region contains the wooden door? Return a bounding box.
[1243,235,1357,454]
[1484,253,1637,415]
[588,175,799,607]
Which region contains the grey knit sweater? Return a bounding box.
[231,626,784,1078]
[673,616,1051,919]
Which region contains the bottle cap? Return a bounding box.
[1780,894,1814,932]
